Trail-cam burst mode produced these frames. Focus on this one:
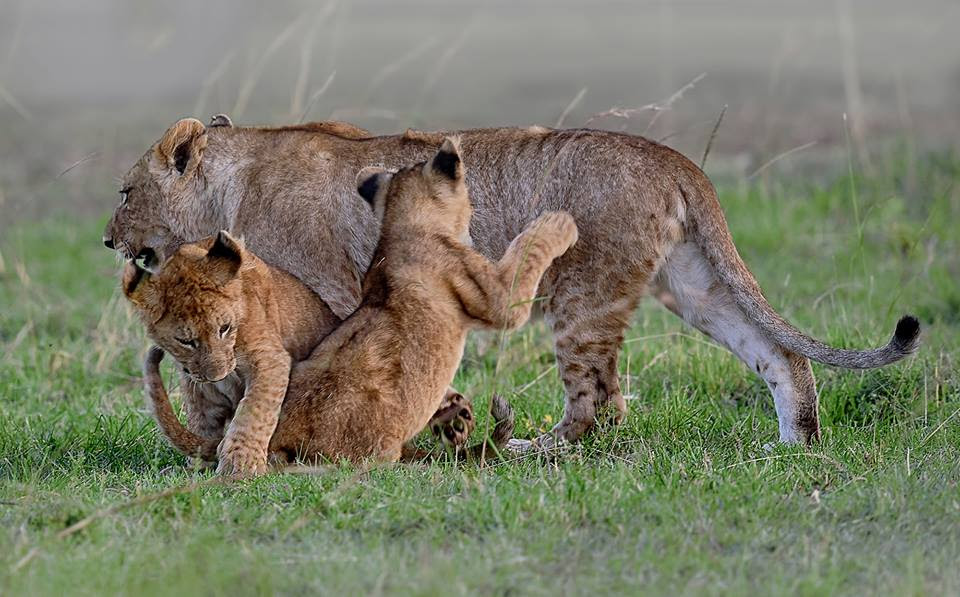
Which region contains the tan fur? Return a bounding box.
[106,118,917,446]
[141,346,512,465]
[127,140,573,471]
[124,231,334,475]
[261,121,372,139]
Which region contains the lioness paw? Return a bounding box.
[216,442,268,477]
[429,392,476,449]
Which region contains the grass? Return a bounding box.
[1,150,958,596]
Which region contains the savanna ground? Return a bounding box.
[1,144,958,595]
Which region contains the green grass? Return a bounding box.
[1,152,959,596]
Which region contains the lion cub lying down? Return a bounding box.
[125,138,578,474]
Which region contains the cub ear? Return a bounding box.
[355,166,392,206]
[122,260,151,306]
[155,118,208,175]
[208,113,233,128]
[426,137,462,181]
[206,230,243,283]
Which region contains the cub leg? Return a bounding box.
[397,393,476,462]
[453,211,579,330]
[217,349,292,476]
[652,242,820,444]
[428,391,476,449]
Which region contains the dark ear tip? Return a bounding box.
[357,174,380,204]
[432,146,461,180]
[208,230,242,263]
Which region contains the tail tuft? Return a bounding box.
[488,394,516,448]
[893,315,921,353]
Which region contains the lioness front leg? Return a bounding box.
[217,350,291,476]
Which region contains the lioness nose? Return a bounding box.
[102,236,115,249]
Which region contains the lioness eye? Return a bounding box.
[219,323,231,337]
[175,337,196,349]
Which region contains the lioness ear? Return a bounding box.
[209,114,233,128]
[155,118,208,176]
[426,137,462,181]
[206,230,243,284]
[122,260,151,306]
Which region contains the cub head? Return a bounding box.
[123,231,245,383]
[355,137,472,244]
[104,117,215,268]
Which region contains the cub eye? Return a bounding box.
[219,323,232,338]
[119,188,130,206]
[175,337,197,349]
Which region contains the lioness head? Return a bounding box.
[123,231,245,383]
[104,117,212,267]
[355,137,471,244]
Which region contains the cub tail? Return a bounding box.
[143,346,220,460]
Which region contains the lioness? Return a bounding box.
[105,116,919,446]
[124,138,576,473]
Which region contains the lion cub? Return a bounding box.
[126,138,577,472]
[142,345,515,464]
[124,231,486,472]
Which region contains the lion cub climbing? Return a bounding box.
[125,138,577,473]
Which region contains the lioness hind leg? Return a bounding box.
[428,391,476,449]
[653,242,820,444]
[542,275,644,444]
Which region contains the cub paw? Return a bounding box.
[536,211,579,252]
[216,441,268,477]
[429,392,476,449]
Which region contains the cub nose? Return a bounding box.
[102,236,115,249]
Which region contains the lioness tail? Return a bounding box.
[682,177,920,369]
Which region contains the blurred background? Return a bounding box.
[1,0,958,228]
